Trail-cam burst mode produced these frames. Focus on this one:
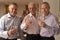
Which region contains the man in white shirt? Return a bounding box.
[0,3,21,40]
[38,2,59,40]
[20,2,40,40]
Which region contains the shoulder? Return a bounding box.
[50,13,58,21]
[0,14,7,20]
[23,14,30,19]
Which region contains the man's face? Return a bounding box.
[28,4,36,14]
[9,5,17,17]
[41,4,50,16]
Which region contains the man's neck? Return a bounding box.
[32,13,36,17]
[10,14,15,17]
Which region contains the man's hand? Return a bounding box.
[7,29,16,36]
[38,20,46,27]
[26,20,32,26]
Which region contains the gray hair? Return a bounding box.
[28,2,36,9]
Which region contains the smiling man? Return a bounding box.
[0,3,21,40]
[38,2,59,40]
[21,2,40,40]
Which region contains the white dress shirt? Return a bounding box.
[0,13,21,39]
[20,13,40,34]
[40,13,59,37]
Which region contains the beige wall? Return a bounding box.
[0,0,42,18]
[0,0,59,18]
[0,3,5,17]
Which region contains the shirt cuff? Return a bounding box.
[2,31,8,39]
[21,23,27,30]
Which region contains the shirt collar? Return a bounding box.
[7,13,16,18]
[42,12,51,20]
[7,13,12,18]
[29,13,37,18]
[29,13,33,17]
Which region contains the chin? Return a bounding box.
[12,15,16,17]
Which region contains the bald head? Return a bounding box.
[8,3,18,17]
